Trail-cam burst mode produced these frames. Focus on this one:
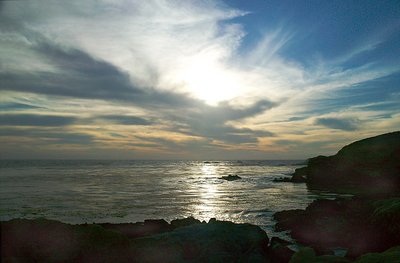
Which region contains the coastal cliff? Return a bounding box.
[275,131,400,262]
[290,131,400,194]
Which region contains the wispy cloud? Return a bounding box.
[0,114,76,127]
[314,117,360,131]
[97,115,153,126]
[0,0,399,158]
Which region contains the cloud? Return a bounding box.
[0,31,277,144]
[98,115,153,125]
[0,0,399,158]
[0,128,93,145]
[0,37,276,143]
[314,117,360,131]
[0,102,42,111]
[0,114,76,126]
[109,133,127,138]
[162,99,276,144]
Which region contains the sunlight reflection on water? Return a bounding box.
[193,164,220,220]
[0,160,344,239]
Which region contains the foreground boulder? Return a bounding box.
[1,218,271,262]
[289,246,400,263]
[267,237,295,263]
[132,219,270,262]
[289,131,400,194]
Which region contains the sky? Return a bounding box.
[0,0,399,160]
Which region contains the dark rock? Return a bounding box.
[273,209,305,232]
[273,177,292,183]
[289,247,350,263]
[290,166,308,183]
[208,217,217,223]
[220,174,241,181]
[100,218,172,239]
[288,131,400,194]
[270,237,292,248]
[273,197,400,259]
[1,218,271,263]
[144,219,170,230]
[1,218,133,263]
[353,246,400,263]
[268,245,294,263]
[170,217,201,229]
[267,237,294,263]
[133,219,270,262]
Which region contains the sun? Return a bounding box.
[180,56,243,105]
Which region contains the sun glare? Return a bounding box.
[182,57,243,105]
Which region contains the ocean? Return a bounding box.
[0,160,343,238]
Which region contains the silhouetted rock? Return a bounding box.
[353,246,400,263]
[220,174,241,181]
[288,131,400,194]
[267,237,295,263]
[1,218,271,263]
[208,217,217,223]
[273,177,293,183]
[290,166,308,183]
[289,246,400,263]
[289,247,350,263]
[133,219,270,262]
[272,132,400,261]
[100,219,172,239]
[1,218,133,263]
[274,197,400,259]
[170,217,201,229]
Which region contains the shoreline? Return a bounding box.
[1,216,291,263]
[2,131,400,262]
[2,214,399,263]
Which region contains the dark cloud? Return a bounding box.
[0,102,42,111]
[315,117,360,131]
[109,133,127,138]
[0,114,76,126]
[0,28,277,145]
[288,116,307,122]
[0,128,93,145]
[99,115,153,125]
[203,100,277,121]
[166,101,276,144]
[0,35,198,109]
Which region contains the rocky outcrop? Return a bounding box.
[273,132,400,262]
[274,197,400,259]
[289,246,400,263]
[289,247,351,263]
[1,218,274,263]
[220,174,241,181]
[289,131,400,194]
[133,219,270,262]
[267,237,295,263]
[99,219,172,239]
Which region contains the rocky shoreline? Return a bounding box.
[2,217,285,262]
[272,131,400,262]
[2,131,400,262]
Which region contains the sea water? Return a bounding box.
[0,160,334,238]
